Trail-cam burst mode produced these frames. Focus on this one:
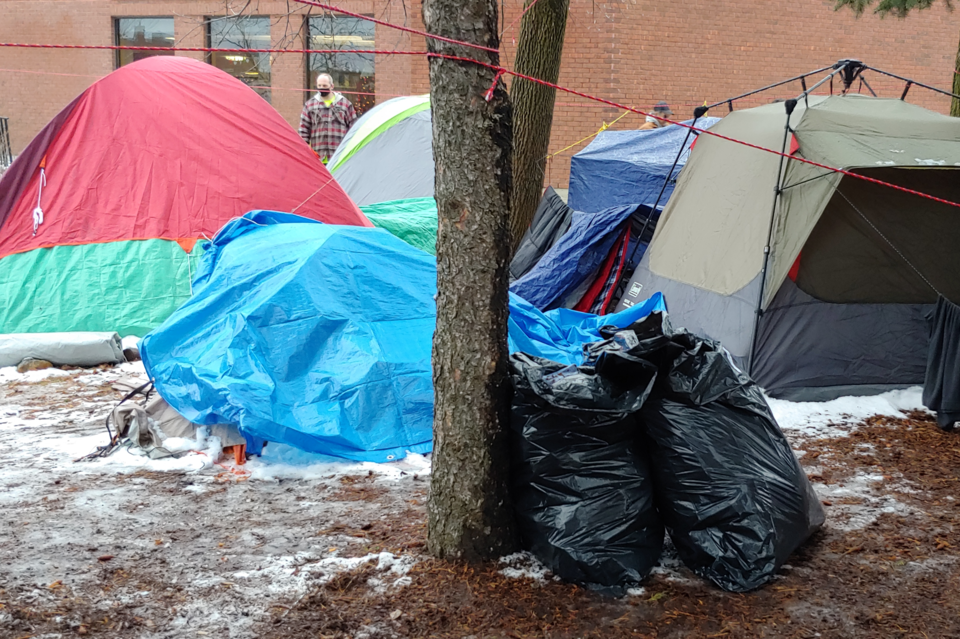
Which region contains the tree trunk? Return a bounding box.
[508,0,570,251]
[422,0,520,561]
[952,30,960,117]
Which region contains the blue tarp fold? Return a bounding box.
[141,211,668,461]
[141,211,437,462]
[509,204,640,311]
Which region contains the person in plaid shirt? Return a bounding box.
[298,73,358,164]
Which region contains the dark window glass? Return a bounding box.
[207,16,272,103]
[115,17,175,69]
[307,15,375,115]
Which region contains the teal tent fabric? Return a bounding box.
[361,197,437,255]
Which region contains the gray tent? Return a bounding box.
[617,95,960,399]
[328,95,434,206]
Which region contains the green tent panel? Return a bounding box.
[0,239,203,337]
[362,198,438,255]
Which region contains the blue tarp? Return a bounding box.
[508,292,666,365]
[141,211,437,463]
[509,204,642,311]
[141,211,668,461]
[568,118,721,213]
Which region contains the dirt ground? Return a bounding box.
[2,365,959,639]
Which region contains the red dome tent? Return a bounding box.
[0,56,369,336]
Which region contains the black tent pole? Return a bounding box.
[631,106,706,262]
[748,98,797,377]
[610,106,707,312]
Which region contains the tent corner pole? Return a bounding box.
[748,98,797,377]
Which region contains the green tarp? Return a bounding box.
[0,199,437,337]
[362,198,438,255]
[0,239,202,336]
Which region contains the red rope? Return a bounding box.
[0,42,424,55]
[1,40,958,210]
[292,0,499,54]
[431,52,960,211]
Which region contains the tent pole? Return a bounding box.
[612,106,707,309]
[632,106,706,258]
[748,98,797,377]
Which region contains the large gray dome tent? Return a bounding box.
[327,95,433,206]
[617,94,960,400]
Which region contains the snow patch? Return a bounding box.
[767,386,925,440]
[814,471,915,531]
[498,552,551,584]
[245,444,431,482]
[0,366,72,383]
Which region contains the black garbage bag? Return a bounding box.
[509,351,663,595]
[618,312,825,592]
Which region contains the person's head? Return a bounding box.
[653,101,673,119]
[316,73,334,96]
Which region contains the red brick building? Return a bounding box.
[1,0,958,187]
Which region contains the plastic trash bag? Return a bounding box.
[623,312,825,592]
[509,351,663,595]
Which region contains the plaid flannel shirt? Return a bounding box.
[298,92,357,163]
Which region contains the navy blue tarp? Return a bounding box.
[568,118,720,213]
[509,204,646,311]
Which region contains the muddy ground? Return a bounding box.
[1,365,959,639]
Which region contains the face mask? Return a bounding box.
[319,89,331,97]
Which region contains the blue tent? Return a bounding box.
[568,118,720,213]
[140,212,669,461]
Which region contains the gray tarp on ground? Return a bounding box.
[0,332,124,367]
[618,95,960,398]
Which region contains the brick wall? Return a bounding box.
[2,0,959,188]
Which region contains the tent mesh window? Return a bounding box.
[795,167,960,305]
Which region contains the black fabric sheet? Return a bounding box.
[923,296,960,430]
[509,187,574,282]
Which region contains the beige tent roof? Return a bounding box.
[647,94,960,307]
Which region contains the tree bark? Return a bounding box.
[422,0,520,561]
[952,30,960,117]
[508,0,570,252]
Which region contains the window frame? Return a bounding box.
[113,16,176,70]
[205,15,273,102]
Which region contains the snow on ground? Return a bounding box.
[768,386,926,440]
[0,363,946,637]
[0,364,428,639]
[499,552,553,584]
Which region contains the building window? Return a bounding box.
[114,17,175,69]
[207,16,272,103]
[307,15,375,115]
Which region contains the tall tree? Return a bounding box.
[508,0,571,250]
[835,0,960,116]
[422,0,520,560]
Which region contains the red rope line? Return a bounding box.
[0,42,423,55]
[432,52,960,211]
[2,40,958,210]
[292,0,499,54]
